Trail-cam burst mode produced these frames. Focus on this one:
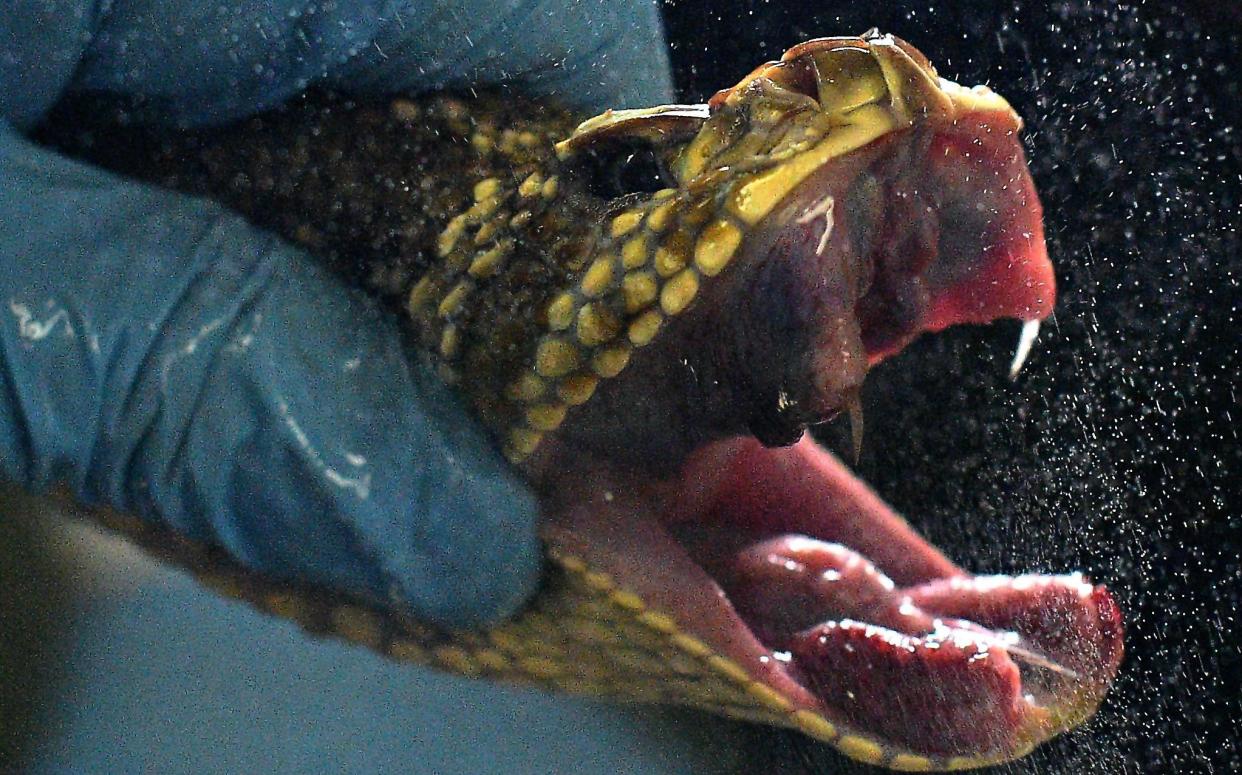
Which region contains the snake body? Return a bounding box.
[46,33,1123,771]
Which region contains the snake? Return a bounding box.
[44,32,1124,771]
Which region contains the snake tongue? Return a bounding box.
[788,621,1033,756]
[904,574,1126,706]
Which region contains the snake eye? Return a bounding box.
[577,141,674,200]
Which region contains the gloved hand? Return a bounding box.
[0,0,674,627]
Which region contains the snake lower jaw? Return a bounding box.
[536,435,1123,765]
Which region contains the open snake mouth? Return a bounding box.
[540,106,1123,766]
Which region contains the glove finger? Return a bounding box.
[0,128,541,626]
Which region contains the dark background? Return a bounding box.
[662,1,1240,773]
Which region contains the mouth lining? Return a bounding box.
[675,520,1112,757]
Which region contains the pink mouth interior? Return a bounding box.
[858,118,1056,365]
[544,116,1121,760]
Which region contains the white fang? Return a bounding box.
[1008,319,1041,381]
[795,194,836,257]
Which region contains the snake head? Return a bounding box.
[531,33,1119,770]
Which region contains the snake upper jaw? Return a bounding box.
[673,113,1054,453]
[543,34,1056,472]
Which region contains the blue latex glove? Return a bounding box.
[0,1,674,627]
